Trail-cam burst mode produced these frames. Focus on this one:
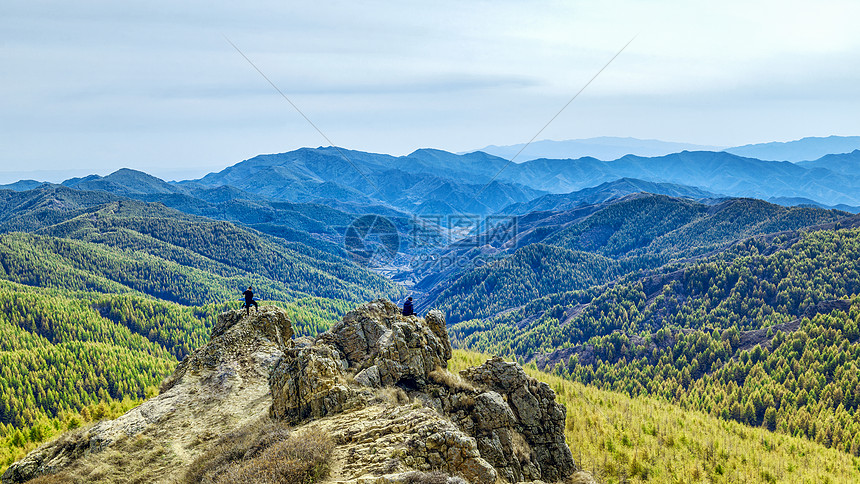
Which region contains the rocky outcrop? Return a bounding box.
[269,343,362,424]
[314,300,452,388]
[459,357,576,482]
[268,299,577,483]
[2,306,292,484]
[268,300,453,423]
[160,305,292,393]
[4,300,580,484]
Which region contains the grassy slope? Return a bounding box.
[432,197,848,327]
[451,350,860,484]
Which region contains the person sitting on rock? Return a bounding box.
[243,286,258,315]
[402,296,415,317]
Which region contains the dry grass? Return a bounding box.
[23,433,176,484]
[568,470,599,484]
[23,476,70,484]
[214,428,334,484]
[510,430,532,465]
[182,417,290,483]
[403,470,467,484]
[428,368,475,392]
[376,386,410,405]
[183,418,333,484]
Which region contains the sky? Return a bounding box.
[2,0,859,184]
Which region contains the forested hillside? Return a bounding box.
[0,208,400,430]
[452,350,860,483]
[543,196,846,259]
[0,277,353,470]
[1,195,402,303]
[422,195,848,322]
[450,227,860,453]
[0,187,406,471]
[561,305,860,454]
[433,243,627,322]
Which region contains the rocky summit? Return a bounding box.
[3,300,581,484]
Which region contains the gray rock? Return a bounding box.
[473,391,516,430]
[315,299,451,388]
[425,308,453,361]
[269,299,454,423]
[459,356,577,482]
[269,344,360,424]
[354,365,382,388]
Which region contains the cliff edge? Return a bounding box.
[3,300,582,484]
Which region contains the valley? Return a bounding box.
[2,141,860,482]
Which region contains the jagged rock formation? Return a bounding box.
[270,300,454,424]
[268,299,576,482]
[317,302,453,387]
[269,341,361,424]
[3,300,579,484]
[459,357,575,482]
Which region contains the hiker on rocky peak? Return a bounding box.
[402,296,415,317]
[243,286,258,315]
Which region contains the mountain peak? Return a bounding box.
[5,301,581,483]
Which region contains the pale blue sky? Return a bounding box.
[2,0,859,183]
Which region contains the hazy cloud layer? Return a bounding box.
[1,0,858,183]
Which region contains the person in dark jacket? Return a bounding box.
[243,286,258,315]
[402,296,415,317]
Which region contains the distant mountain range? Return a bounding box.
[499,178,724,215]
[4,144,860,217]
[797,149,860,175]
[468,137,725,162]
[184,147,544,216]
[471,135,860,163]
[500,151,860,206]
[180,146,860,208]
[725,136,860,162]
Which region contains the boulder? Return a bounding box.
[459,356,576,482]
[315,299,451,388]
[269,344,361,424]
[354,365,382,388]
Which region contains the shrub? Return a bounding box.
[214,428,334,484]
[377,386,410,405]
[182,418,292,484]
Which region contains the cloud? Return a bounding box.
[1,0,858,180]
